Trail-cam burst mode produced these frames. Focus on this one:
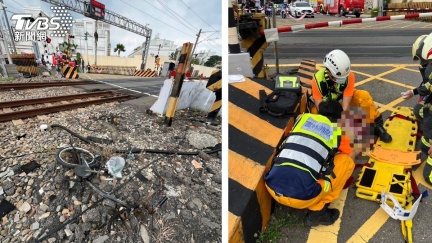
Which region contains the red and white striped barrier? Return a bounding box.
[374,8,432,12]
[260,12,432,35]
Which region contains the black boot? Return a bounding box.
[305,206,340,227]
[374,115,392,143]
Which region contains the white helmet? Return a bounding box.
[323,49,351,84]
[412,35,428,64]
[420,33,432,64]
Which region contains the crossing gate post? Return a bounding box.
[206,70,222,120]
[61,65,79,79]
[237,12,271,78]
[164,42,193,126]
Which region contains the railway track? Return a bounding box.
[0,91,131,123]
[0,81,94,90]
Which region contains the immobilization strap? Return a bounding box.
[406,168,421,199]
[388,113,418,125]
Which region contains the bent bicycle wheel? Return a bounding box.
[56,147,98,169]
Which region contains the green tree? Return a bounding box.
[204,55,222,67]
[191,58,200,65]
[169,52,177,60]
[76,52,82,71]
[58,41,77,60]
[114,43,126,56]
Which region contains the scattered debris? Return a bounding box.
[0,199,15,218]
[20,160,41,174]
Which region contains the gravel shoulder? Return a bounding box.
[0,79,222,243]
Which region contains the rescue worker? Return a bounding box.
[311,49,392,143]
[401,33,432,185]
[319,2,324,13]
[265,100,373,226]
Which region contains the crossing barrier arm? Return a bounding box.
[260,12,432,35]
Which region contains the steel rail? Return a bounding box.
[0,91,113,108]
[0,81,93,90]
[0,95,130,122]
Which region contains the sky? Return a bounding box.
[3,0,222,56]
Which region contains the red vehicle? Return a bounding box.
[323,0,364,18]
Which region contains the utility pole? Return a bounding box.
[0,20,10,77]
[186,28,201,73]
[0,0,16,55]
[85,32,88,64]
[94,20,98,65]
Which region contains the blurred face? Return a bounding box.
[326,68,346,84]
[338,109,375,152]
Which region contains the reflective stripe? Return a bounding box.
[427,157,432,166]
[286,135,329,158]
[323,179,330,192]
[278,149,322,173]
[422,137,430,147]
[276,162,318,181]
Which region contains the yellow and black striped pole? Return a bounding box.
[240,17,271,78]
[206,69,222,120]
[164,42,193,126]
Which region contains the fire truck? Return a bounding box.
[323,0,364,18]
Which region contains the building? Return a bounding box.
[128,34,177,59]
[11,7,61,57]
[194,49,218,65]
[72,18,111,58]
[8,7,110,62]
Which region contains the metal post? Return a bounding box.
[273,4,279,74]
[378,0,383,17]
[94,20,97,65]
[186,29,201,73]
[0,0,16,55]
[86,34,88,66]
[0,20,11,64]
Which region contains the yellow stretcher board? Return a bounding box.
[355,107,418,207]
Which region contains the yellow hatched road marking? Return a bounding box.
[347,209,390,242]
[354,65,406,87]
[259,62,431,241]
[266,64,419,68]
[306,189,348,243]
[401,66,420,73]
[375,101,397,113]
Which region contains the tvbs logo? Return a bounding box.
[12,14,61,31]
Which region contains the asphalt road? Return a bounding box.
[264,13,432,62]
[260,15,432,243]
[77,73,166,108]
[265,29,429,59]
